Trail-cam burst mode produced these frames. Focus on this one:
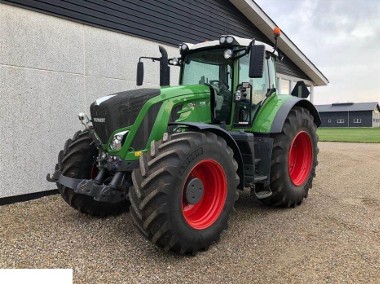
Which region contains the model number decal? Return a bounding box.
[179,147,203,176]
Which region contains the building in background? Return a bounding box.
[0,0,328,199]
[316,102,380,128]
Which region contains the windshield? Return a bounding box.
[182,49,232,87]
[181,49,233,123]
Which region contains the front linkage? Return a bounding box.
[47,114,137,205]
[47,161,136,204]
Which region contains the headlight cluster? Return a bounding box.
[110,130,129,151]
[220,35,235,45]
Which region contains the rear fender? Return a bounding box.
[270,98,321,133]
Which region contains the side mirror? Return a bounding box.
[249,45,265,78]
[136,61,144,86]
[136,46,170,86]
[291,81,310,98]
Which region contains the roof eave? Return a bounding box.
[316,102,380,112]
[229,0,329,86]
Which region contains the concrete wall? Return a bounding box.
[0,4,180,198]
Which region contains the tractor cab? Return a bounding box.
[136,35,280,130]
[178,36,278,128]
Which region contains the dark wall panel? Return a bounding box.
[276,57,310,79]
[2,0,311,80]
[319,111,373,127]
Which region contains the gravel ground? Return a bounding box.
[1,142,380,283]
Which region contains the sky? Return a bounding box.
[255,0,380,105]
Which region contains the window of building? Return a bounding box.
[354,118,362,123]
[328,119,331,123]
[279,79,290,95]
[337,119,345,124]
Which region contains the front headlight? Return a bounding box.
[110,130,129,151]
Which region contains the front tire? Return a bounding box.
[129,131,240,255]
[262,106,319,207]
[57,130,129,217]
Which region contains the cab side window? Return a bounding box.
[239,54,269,104]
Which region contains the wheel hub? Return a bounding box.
[185,178,204,204]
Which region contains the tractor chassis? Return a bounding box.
[47,127,275,204]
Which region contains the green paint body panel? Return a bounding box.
[250,93,292,133]
[107,84,212,160]
[105,84,294,161]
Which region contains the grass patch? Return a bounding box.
[317,127,380,143]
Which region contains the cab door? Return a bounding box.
[233,53,272,127]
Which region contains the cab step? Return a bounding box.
[254,186,272,199]
[253,175,267,182]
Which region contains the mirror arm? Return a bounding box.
[245,39,255,53]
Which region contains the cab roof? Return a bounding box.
[184,35,275,53]
[181,35,279,59]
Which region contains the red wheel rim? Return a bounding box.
[288,131,313,186]
[182,159,227,230]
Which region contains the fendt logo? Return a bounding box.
[93,118,106,122]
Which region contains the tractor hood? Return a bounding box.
[90,88,160,143]
[90,85,211,144]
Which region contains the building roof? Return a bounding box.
[229,0,329,86]
[316,102,380,113]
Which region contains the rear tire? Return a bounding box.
[57,130,129,217]
[262,106,319,207]
[129,131,239,255]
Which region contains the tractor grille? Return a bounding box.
[90,88,160,143]
[130,102,162,150]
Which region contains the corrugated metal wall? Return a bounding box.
[2,0,310,80]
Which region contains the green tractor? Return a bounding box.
[47,31,320,255]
